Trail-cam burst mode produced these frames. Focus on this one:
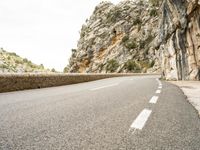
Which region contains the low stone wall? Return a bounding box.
[0,73,158,93]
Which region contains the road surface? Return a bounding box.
[0,76,200,149]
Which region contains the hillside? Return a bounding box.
[0,48,50,73]
[68,0,161,73]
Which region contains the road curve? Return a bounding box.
[0,76,200,149]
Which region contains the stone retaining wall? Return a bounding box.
[0,73,158,93]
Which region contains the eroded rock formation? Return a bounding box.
[158,0,200,80]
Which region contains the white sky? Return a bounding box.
[0,0,121,71]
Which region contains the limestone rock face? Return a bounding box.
[158,0,200,80]
[69,0,160,73]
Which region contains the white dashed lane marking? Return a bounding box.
[149,96,159,104]
[129,78,162,132]
[130,109,152,130]
[90,83,119,91]
[156,90,161,94]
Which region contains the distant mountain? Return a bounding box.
[0,48,50,73]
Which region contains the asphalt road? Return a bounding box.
[0,76,200,150]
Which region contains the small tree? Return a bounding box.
[40,64,44,69]
[51,68,56,72]
[63,67,69,73]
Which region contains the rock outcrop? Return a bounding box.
[0,48,50,73]
[68,0,199,80]
[69,0,161,73]
[157,0,200,80]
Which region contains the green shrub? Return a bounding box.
[63,67,69,73]
[7,56,11,60]
[29,64,37,68]
[80,32,85,38]
[98,64,104,71]
[23,58,28,63]
[122,35,129,43]
[149,60,155,67]
[150,9,158,17]
[0,64,9,69]
[107,8,121,23]
[71,49,77,57]
[15,59,22,64]
[146,34,154,44]
[149,0,160,6]
[9,52,18,57]
[133,17,142,26]
[122,36,137,50]
[0,48,4,51]
[106,59,119,72]
[139,40,146,49]
[71,49,77,53]
[40,64,44,69]
[140,60,150,69]
[125,60,141,72]
[125,40,137,49]
[137,24,142,31]
[51,68,56,72]
[26,61,32,66]
[140,60,155,69]
[144,48,149,55]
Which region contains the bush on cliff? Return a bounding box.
[106,59,119,72]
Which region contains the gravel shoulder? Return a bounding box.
[170,81,200,117]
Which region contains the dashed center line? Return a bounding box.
[156,90,161,94]
[129,78,162,132]
[156,78,162,85]
[130,109,152,130]
[90,83,119,91]
[149,96,159,104]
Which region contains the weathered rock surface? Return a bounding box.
[69,0,160,73]
[158,0,200,80]
[68,0,199,80]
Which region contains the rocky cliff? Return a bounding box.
[69,0,161,73]
[0,48,50,73]
[68,0,199,80]
[157,0,200,80]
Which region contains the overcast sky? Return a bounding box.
[0,0,122,71]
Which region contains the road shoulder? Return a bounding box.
[170,81,200,117]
